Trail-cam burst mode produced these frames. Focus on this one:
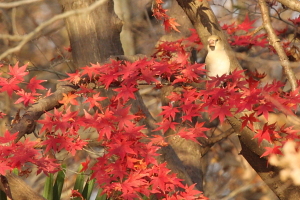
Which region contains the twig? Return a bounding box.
[0,0,42,9]
[0,0,108,60]
[206,128,235,145]
[258,0,297,91]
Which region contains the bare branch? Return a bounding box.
[259,0,298,91]
[0,0,108,60]
[206,128,235,146]
[0,0,42,9]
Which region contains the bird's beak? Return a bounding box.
[208,39,216,47]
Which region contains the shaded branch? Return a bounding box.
[259,0,298,91]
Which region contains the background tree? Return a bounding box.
[0,0,300,199]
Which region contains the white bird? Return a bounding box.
[205,35,230,78]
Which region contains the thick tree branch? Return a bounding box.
[226,116,273,156]
[259,0,298,91]
[10,81,77,142]
[227,115,300,199]
[276,0,300,12]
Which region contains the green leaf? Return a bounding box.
[95,188,107,200]
[73,165,85,200]
[12,168,18,176]
[53,164,66,200]
[43,174,54,200]
[82,178,96,200]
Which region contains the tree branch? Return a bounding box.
[10,81,78,143]
[0,0,108,60]
[0,0,42,9]
[259,0,298,91]
[276,0,300,12]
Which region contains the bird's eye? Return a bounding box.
[216,39,219,42]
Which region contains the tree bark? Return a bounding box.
[59,0,124,66]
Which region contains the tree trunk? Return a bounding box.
[59,0,124,67]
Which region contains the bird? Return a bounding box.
[205,35,230,78]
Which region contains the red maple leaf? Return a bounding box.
[0,161,12,175]
[140,66,159,84]
[150,163,183,193]
[81,63,101,80]
[14,89,39,106]
[59,93,79,105]
[222,22,236,34]
[150,135,168,146]
[164,17,180,32]
[113,84,138,102]
[209,104,233,123]
[190,122,209,138]
[71,190,84,200]
[237,14,256,31]
[177,184,207,200]
[0,112,6,119]
[0,77,21,97]
[240,112,259,130]
[42,135,68,153]
[35,156,60,175]
[159,103,179,120]
[261,146,282,158]
[253,123,275,145]
[254,100,274,120]
[84,92,107,110]
[177,128,200,144]
[0,130,18,143]
[8,62,29,80]
[67,137,87,156]
[288,15,300,25]
[113,106,137,129]
[62,70,81,85]
[26,77,46,93]
[107,138,137,160]
[154,119,178,133]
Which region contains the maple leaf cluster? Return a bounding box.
[152,0,180,32]
[222,14,268,48]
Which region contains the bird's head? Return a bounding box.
[207,35,224,51]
